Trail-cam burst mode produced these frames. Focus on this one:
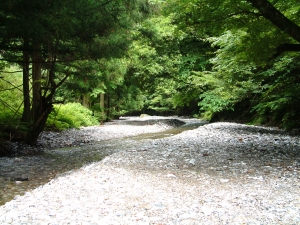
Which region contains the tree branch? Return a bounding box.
[0,77,23,93]
[273,43,300,59]
[0,70,23,74]
[0,84,23,92]
[247,0,300,43]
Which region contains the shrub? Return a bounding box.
[46,103,99,131]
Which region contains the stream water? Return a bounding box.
[0,123,203,206]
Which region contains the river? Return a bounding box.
[0,121,204,205]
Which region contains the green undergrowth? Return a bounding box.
[46,103,99,131]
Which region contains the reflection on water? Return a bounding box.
[0,123,202,205]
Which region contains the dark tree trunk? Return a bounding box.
[0,142,14,157]
[247,0,300,43]
[100,92,105,121]
[106,94,110,122]
[26,43,45,145]
[31,44,42,121]
[26,98,53,145]
[26,47,60,146]
[21,38,31,123]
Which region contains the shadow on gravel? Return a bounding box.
[0,117,204,206]
[191,124,300,173]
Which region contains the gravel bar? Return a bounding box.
[0,121,300,224]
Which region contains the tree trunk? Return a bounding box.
[26,43,49,146]
[100,92,105,121]
[21,38,31,124]
[31,44,42,121]
[26,103,52,145]
[25,44,62,145]
[116,89,121,116]
[247,0,300,43]
[0,142,14,157]
[83,94,90,108]
[105,94,110,122]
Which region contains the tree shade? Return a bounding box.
[0,0,151,145]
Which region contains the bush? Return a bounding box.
[46,103,99,131]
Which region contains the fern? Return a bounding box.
[46,103,99,131]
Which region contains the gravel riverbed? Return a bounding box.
[0,118,300,224]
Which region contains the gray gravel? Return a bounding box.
[0,119,300,224]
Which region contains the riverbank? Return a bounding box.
[3,116,201,155]
[0,120,300,224]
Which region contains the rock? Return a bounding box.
[189,159,196,165]
[166,174,177,178]
[140,114,151,118]
[247,169,256,174]
[201,207,215,216]
[220,179,230,183]
[1,119,300,224]
[12,177,29,181]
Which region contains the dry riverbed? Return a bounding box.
[0,117,300,224]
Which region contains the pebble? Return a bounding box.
[0,120,299,224]
[166,173,177,178]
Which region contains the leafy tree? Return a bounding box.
[252,54,300,129]
[55,57,129,121]
[126,14,213,115]
[0,0,150,145]
[162,0,300,128]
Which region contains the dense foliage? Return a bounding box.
[46,103,99,131]
[1,0,300,153]
[158,0,300,129]
[0,0,151,145]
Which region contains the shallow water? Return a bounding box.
[0,124,201,205]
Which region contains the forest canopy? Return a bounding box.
[0,0,300,150]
